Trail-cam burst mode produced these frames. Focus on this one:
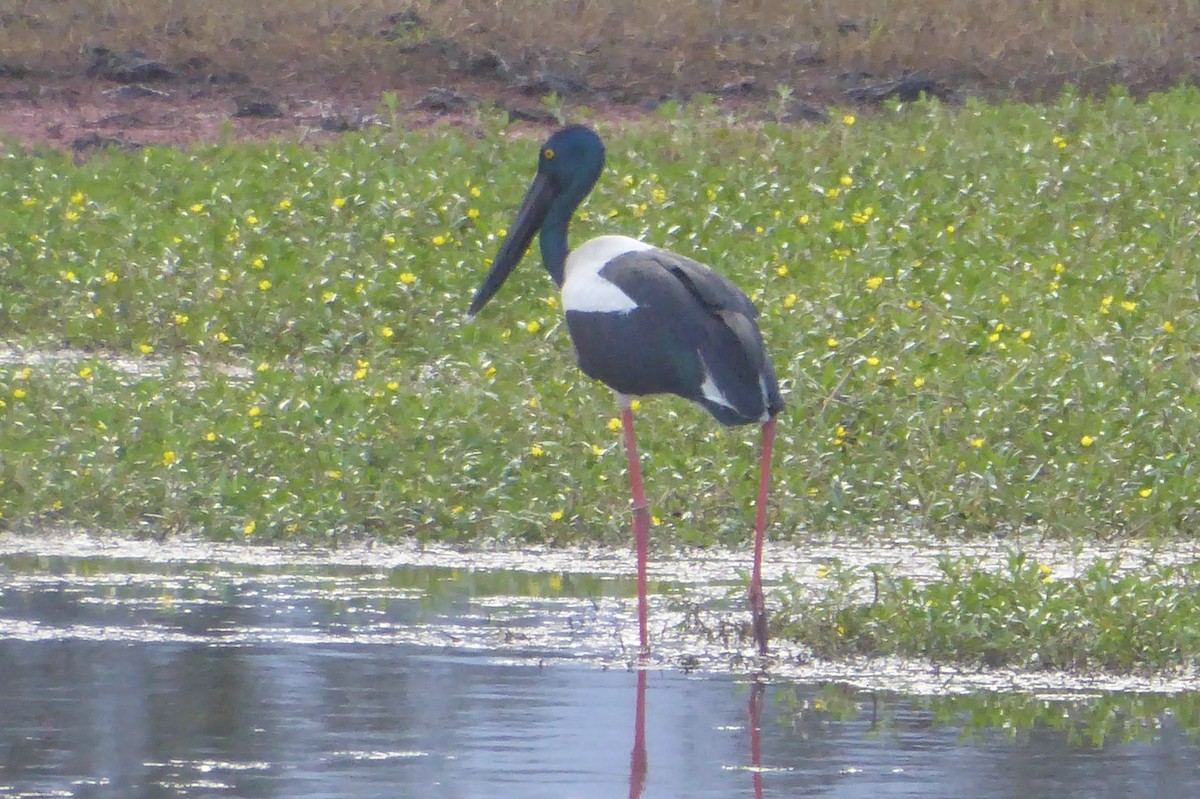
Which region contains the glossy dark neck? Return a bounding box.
[539,175,594,286]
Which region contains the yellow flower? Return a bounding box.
[484,365,497,377]
[161,451,177,466]
[243,520,257,536]
[842,114,856,126]
[322,290,337,302]
[527,396,539,409]
[387,380,400,391]
[798,213,810,225]
[12,388,27,400]
[1080,434,1094,448]
[332,197,347,209]
[1019,330,1032,341]
[906,299,922,310]
[826,337,838,348]
[1163,320,1176,334]
[526,320,541,334]
[258,279,272,291]
[326,469,343,479]
[246,214,258,225]
[866,356,880,367]
[1038,563,1053,583]
[839,175,853,187]
[969,437,984,448]
[630,399,641,411]
[1100,294,1114,308]
[529,445,545,457]
[816,565,831,578]
[651,187,667,204]
[64,210,80,222]
[470,186,482,198]
[1139,487,1154,498]
[825,187,840,199]
[190,203,204,214]
[783,293,797,309]
[252,257,265,269]
[591,444,604,456]
[174,313,189,325]
[467,208,480,219]
[278,198,292,210]
[776,265,789,277]
[912,376,926,388]
[205,431,216,442]
[1120,300,1137,312]
[549,510,565,521]
[353,359,369,380]
[103,271,119,284]
[607,417,622,432]
[865,276,883,290]
[945,224,956,234]
[1000,293,1010,306]
[432,234,446,246]
[78,366,93,379]
[248,406,262,418]
[381,325,395,339]
[138,344,154,355]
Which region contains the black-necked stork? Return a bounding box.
[468,125,783,654]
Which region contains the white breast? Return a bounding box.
[562,235,653,313]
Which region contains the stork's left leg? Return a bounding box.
[618,396,652,653]
[749,416,777,655]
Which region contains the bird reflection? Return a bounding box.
[628,667,648,799]
[748,675,766,799]
[626,668,767,798]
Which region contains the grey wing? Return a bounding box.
[654,250,760,320]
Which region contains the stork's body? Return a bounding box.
[468,126,783,654]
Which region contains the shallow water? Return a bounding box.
[2,535,1200,798]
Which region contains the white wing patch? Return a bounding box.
[562,235,653,313]
[698,354,737,410]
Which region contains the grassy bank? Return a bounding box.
[3,89,1200,543]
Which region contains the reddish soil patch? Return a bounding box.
[0,72,486,151]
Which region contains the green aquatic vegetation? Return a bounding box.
[778,552,1200,672]
[3,87,1200,542]
[776,684,1200,747]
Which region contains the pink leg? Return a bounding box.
[621,403,652,653]
[749,416,777,655]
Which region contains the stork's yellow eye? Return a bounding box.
[544,148,555,160]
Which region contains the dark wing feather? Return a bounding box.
[600,248,783,424]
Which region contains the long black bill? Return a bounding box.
[467,171,558,317]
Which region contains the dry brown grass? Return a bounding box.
[2,0,1198,99]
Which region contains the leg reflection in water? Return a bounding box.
[628,666,648,799]
[748,675,766,799]
[626,668,767,799]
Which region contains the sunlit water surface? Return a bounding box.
[2,534,1199,798]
